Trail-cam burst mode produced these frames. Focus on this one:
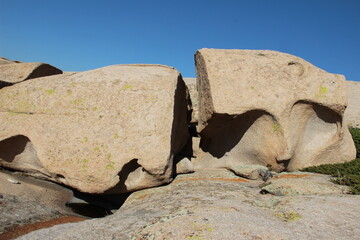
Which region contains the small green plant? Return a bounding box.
[301,127,360,194]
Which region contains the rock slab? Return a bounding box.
[16,170,360,240]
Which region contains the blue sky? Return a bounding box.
[1,0,359,81]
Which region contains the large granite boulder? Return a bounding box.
[194,49,356,171]
[0,64,189,194]
[345,80,360,128]
[0,61,62,88]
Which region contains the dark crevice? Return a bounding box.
[25,64,62,80]
[0,81,14,89]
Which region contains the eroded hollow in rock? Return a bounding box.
[0,135,30,163]
[198,110,286,171]
[199,110,271,158]
[286,101,342,170]
[0,135,130,218]
[0,135,50,178]
[197,101,345,172]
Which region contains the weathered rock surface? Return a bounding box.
[345,80,360,128]
[17,170,360,240]
[0,64,189,194]
[195,49,356,171]
[0,194,62,235]
[261,172,350,195]
[0,169,75,214]
[0,61,62,87]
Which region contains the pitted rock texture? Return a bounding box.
[0,194,62,235]
[195,49,356,171]
[345,80,360,128]
[0,64,189,194]
[16,170,360,240]
[0,62,62,87]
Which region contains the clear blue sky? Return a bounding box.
[1,0,359,81]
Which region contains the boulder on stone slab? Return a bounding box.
[195,49,356,171]
[0,62,62,88]
[0,64,189,194]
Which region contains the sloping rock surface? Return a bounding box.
[195,49,356,171]
[0,64,189,194]
[17,170,360,240]
[261,172,350,195]
[0,62,62,87]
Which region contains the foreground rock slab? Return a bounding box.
[195,49,356,171]
[0,64,189,194]
[17,170,360,240]
[261,172,350,195]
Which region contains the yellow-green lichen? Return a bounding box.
[315,86,328,98]
[114,133,120,139]
[272,123,281,132]
[80,137,88,143]
[187,236,205,240]
[105,161,115,170]
[123,84,132,90]
[44,89,55,95]
[93,147,100,152]
[70,98,84,105]
[16,101,36,111]
[274,211,302,222]
[81,159,89,169]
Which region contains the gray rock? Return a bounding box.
[17,170,360,240]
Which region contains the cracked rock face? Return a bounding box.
[0,64,189,194]
[195,49,356,171]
